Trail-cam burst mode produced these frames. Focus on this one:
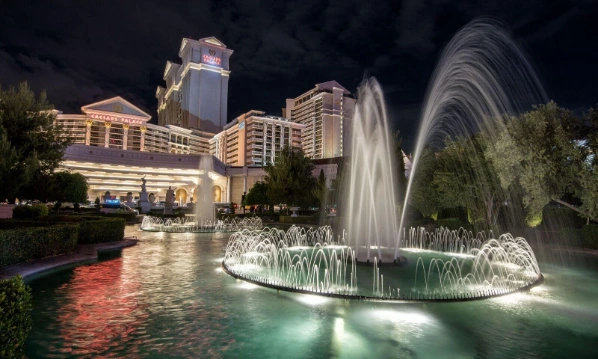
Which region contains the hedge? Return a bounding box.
[77,217,125,244]
[280,215,320,225]
[12,204,48,219]
[0,224,79,268]
[582,225,598,249]
[0,215,125,252]
[36,215,126,244]
[0,275,32,359]
[105,212,138,223]
[542,205,586,229]
[437,217,472,231]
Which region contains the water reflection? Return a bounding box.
[26,228,598,359]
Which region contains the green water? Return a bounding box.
[25,226,598,358]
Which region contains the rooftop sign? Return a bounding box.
[89,113,146,125]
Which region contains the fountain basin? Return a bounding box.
[222,225,542,302]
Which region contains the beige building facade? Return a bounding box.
[285,81,356,159]
[209,110,304,166]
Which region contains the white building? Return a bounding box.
[55,96,213,155]
[284,81,356,159]
[157,37,233,134]
[210,110,304,166]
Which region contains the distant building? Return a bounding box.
[284,81,356,159]
[157,37,233,134]
[210,110,304,166]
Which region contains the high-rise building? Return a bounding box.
[210,110,304,166]
[285,81,356,159]
[157,37,233,134]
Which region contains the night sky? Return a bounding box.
[1,0,597,151]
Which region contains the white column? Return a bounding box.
[122,124,129,150]
[226,176,231,203]
[140,126,146,151]
[104,122,112,148]
[85,119,93,145]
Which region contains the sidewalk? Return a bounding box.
[0,237,138,280]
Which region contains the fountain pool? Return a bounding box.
[24,227,598,358]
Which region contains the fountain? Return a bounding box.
[141,155,263,233]
[343,78,402,264]
[222,18,545,301]
[195,156,215,222]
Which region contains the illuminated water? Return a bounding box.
[401,18,546,230]
[25,227,598,358]
[344,78,400,262]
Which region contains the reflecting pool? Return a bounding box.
[25,226,598,358]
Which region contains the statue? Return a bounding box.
[125,191,134,206]
[164,186,175,215]
[137,176,151,214]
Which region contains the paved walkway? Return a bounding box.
[0,237,138,280]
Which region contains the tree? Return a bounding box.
[408,147,440,218]
[47,172,89,209]
[244,181,269,212]
[432,135,507,227]
[264,146,317,209]
[0,82,72,202]
[485,102,597,222]
[314,169,327,209]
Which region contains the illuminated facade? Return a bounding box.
[157,37,233,134]
[209,110,304,166]
[284,81,356,159]
[55,97,212,154]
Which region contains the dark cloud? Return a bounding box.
[1,0,597,152]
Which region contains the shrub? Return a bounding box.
[77,217,125,244]
[280,215,319,225]
[11,204,49,219]
[0,224,78,268]
[582,225,598,249]
[437,217,471,231]
[33,215,125,244]
[542,205,586,229]
[105,212,137,223]
[438,207,468,222]
[559,227,583,247]
[0,275,32,359]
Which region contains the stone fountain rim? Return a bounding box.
[221,260,544,303]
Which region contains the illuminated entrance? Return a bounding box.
[175,188,187,205]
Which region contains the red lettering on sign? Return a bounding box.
[202,54,221,66]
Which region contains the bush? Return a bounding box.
[582,225,598,249]
[0,275,32,359]
[0,224,78,268]
[437,217,471,231]
[542,205,586,229]
[11,204,49,219]
[559,228,583,247]
[280,215,319,225]
[36,215,125,245]
[105,212,137,223]
[438,207,468,222]
[77,217,125,244]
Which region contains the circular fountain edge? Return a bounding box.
[222,260,544,303]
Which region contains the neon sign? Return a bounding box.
[202,54,221,66]
[89,113,145,125]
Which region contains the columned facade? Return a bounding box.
[55,96,212,155]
